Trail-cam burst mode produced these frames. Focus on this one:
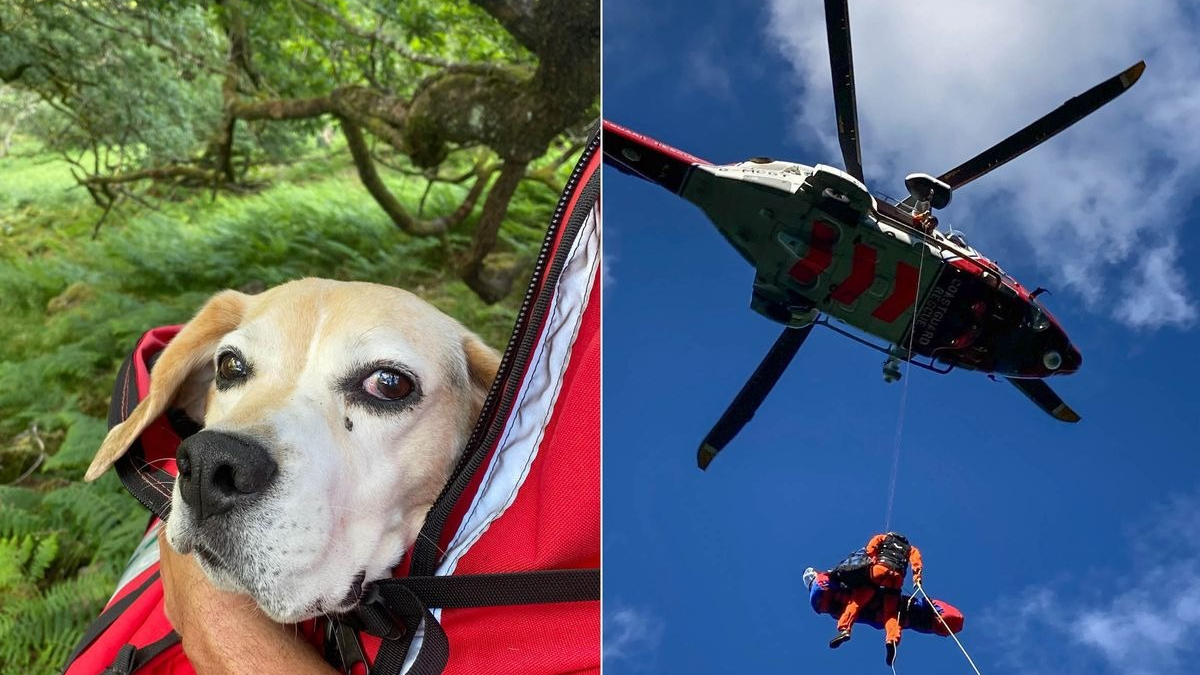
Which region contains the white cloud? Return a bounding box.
[762,0,1199,329]
[604,604,665,669]
[601,237,616,289]
[1069,565,1200,675]
[980,490,1200,675]
[1115,245,1196,328]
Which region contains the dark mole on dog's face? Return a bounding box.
[344,417,353,432]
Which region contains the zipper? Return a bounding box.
[409,123,600,575]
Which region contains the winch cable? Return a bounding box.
[880,240,985,675]
[884,238,927,531]
[886,592,918,675]
[915,581,984,675]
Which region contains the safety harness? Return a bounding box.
[875,533,912,574]
[63,124,600,675]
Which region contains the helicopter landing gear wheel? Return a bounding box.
[822,187,850,204]
[820,188,858,224]
[883,356,902,383]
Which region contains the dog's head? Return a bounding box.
[86,278,499,621]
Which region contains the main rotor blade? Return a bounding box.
[938,61,1145,191]
[824,0,864,182]
[698,324,815,470]
[1006,377,1081,423]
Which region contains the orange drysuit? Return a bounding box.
[835,534,923,643]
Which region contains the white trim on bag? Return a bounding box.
[401,204,599,674]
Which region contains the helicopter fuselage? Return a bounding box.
[608,122,1081,380]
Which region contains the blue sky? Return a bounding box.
[602,2,1200,674]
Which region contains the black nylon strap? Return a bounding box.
[356,584,437,675]
[129,631,181,671]
[63,571,162,668]
[352,568,598,675]
[95,630,180,675]
[406,609,450,675]
[102,645,136,675]
[107,350,139,429]
[373,568,600,609]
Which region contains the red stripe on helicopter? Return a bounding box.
[788,221,838,284]
[871,262,920,323]
[830,243,877,305]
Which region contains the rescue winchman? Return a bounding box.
[911,197,939,234]
[829,531,923,666]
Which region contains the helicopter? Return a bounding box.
[603,0,1146,470]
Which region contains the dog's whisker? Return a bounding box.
[139,483,171,500]
[140,456,178,469]
[133,476,172,500]
[129,458,176,497]
[384,511,452,560]
[415,531,449,559]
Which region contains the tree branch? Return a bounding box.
[469,0,539,53]
[340,118,488,236]
[1,63,33,83]
[211,0,253,183]
[228,95,335,121]
[460,160,528,302]
[81,165,221,185]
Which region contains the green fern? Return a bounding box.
[0,570,114,672]
[27,535,59,583]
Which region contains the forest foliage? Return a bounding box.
[2,0,598,300]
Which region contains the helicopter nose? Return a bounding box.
[1064,344,1082,372]
[1039,341,1081,375]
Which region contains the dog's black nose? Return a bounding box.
[176,431,277,522]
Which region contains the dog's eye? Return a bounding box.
[216,352,249,382]
[363,369,414,401]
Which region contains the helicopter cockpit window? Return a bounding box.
[1028,300,1051,332]
[939,229,983,259]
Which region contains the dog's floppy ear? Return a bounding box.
[462,332,500,412]
[85,290,247,481]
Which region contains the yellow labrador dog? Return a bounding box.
[84,278,499,622]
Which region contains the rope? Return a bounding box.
[914,582,984,675]
[885,590,918,674]
[884,239,927,531]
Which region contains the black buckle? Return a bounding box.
[102,644,137,675]
[348,583,409,641]
[324,618,371,675]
